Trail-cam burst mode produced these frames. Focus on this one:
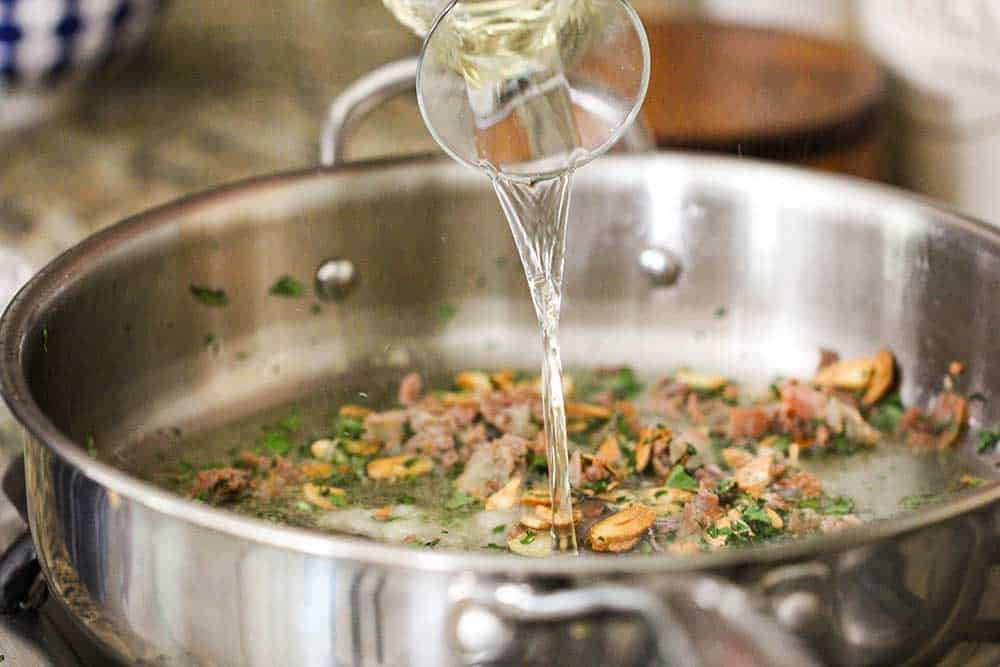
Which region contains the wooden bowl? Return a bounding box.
[641,20,888,180]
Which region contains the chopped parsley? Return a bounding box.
[825,497,856,515]
[901,493,943,511]
[485,542,505,550]
[530,453,548,473]
[713,306,727,319]
[741,502,771,526]
[666,464,698,491]
[615,414,631,438]
[395,494,416,505]
[976,424,1000,453]
[261,431,293,455]
[445,491,476,510]
[438,303,459,323]
[610,367,643,400]
[869,392,905,433]
[403,457,418,469]
[492,523,507,534]
[278,411,301,432]
[581,479,610,493]
[826,434,863,457]
[770,436,792,455]
[716,478,737,499]
[269,275,305,298]
[520,531,536,545]
[798,495,855,515]
[326,493,348,507]
[190,284,229,307]
[769,378,784,399]
[335,416,366,440]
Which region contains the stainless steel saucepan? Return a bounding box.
[1,71,999,666]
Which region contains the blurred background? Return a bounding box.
[0,0,998,276]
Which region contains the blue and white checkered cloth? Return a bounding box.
[0,0,160,88]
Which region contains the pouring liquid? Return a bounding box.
[458,3,590,554]
[493,170,579,553]
[397,0,605,553]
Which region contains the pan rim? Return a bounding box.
[2,151,999,577]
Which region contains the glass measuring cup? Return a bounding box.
[414,0,650,180]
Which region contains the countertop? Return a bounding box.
[0,0,438,271]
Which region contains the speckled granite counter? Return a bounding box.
[0,0,438,270]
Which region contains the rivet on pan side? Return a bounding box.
[315,257,359,302]
[638,247,681,287]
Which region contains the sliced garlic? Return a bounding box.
[367,455,433,480]
[589,505,657,553]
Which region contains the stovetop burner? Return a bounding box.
[0,596,122,666]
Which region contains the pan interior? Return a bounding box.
[18,156,1000,556]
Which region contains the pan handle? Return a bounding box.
[319,56,657,168]
[445,574,820,667]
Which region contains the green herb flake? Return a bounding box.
[962,476,986,488]
[771,436,792,455]
[423,538,441,548]
[396,494,416,505]
[520,531,536,545]
[485,542,505,550]
[296,501,313,512]
[269,274,305,298]
[310,303,322,315]
[901,493,943,511]
[438,303,459,323]
[666,464,698,492]
[530,453,548,473]
[492,523,507,534]
[716,478,737,499]
[798,495,855,515]
[581,479,610,493]
[277,411,301,433]
[335,416,366,440]
[610,367,644,400]
[713,306,727,319]
[445,491,476,510]
[190,284,229,307]
[869,392,905,433]
[262,431,293,455]
[826,497,855,515]
[403,457,418,469]
[615,414,631,438]
[741,503,771,525]
[654,489,668,499]
[976,424,1000,453]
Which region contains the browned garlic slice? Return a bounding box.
[367,455,433,480]
[589,505,656,553]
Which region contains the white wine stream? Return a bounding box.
[385,0,599,552]
[493,171,578,552]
